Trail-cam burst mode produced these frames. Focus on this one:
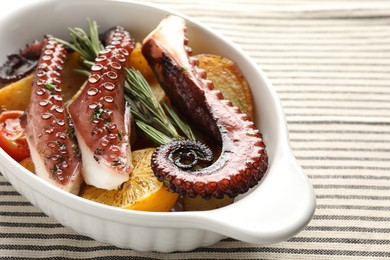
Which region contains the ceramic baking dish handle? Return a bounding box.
[201,153,316,244]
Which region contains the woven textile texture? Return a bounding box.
[1,0,390,259]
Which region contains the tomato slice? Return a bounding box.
[0,110,30,161]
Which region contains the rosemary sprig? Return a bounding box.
[56,19,103,62]
[125,68,194,144]
[58,19,195,145]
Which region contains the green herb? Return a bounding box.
[111,157,122,167]
[123,68,196,144]
[56,19,103,62]
[135,121,172,145]
[66,126,76,140]
[58,142,67,151]
[95,147,104,155]
[51,165,59,177]
[74,68,91,77]
[45,82,56,90]
[125,69,176,133]
[93,147,104,162]
[162,102,195,140]
[91,105,104,120]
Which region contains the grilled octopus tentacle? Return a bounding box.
[68,27,135,190]
[142,15,268,199]
[0,39,45,84]
[24,36,83,195]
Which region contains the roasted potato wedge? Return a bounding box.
[197,54,254,119]
[0,52,87,111]
[0,74,33,111]
[129,43,156,84]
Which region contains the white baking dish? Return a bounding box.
[0,0,316,252]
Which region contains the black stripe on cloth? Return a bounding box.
[0,222,64,228]
[0,201,32,206]
[0,191,21,196]
[1,233,93,241]
[0,212,47,217]
[0,244,119,252]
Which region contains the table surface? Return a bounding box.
[1,0,390,259]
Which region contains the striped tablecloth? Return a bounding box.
[1,0,390,259]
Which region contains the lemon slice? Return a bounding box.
[81,148,179,212]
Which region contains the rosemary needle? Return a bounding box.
[135,121,172,146]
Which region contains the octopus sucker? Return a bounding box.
[68,27,135,190]
[23,36,82,194]
[142,15,269,199]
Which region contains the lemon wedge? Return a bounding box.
[81,148,179,212]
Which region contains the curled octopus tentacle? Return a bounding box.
[0,39,45,84]
[142,15,268,199]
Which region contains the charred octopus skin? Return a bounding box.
[142,15,268,199]
[68,27,135,190]
[24,36,83,195]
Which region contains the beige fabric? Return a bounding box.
[1,0,390,259]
